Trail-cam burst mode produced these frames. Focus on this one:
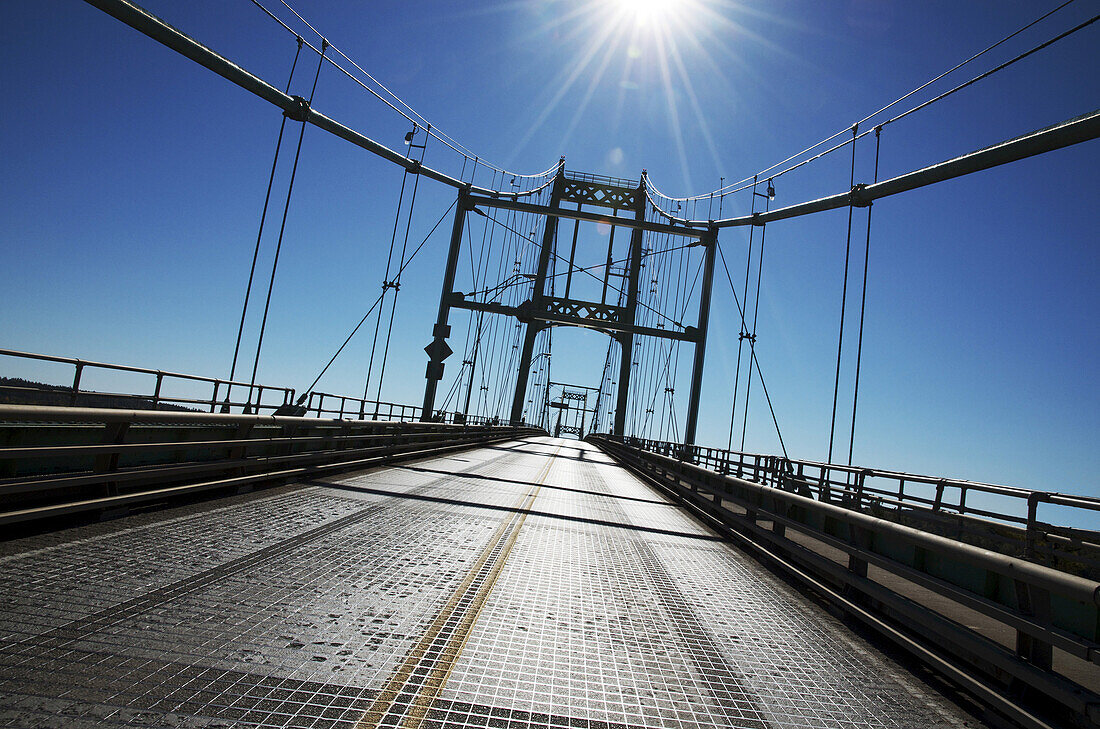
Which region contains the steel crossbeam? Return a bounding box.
[446,294,698,342]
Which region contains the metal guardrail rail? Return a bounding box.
[0,348,294,414]
[303,391,500,426]
[0,349,512,426]
[626,436,1100,575]
[590,434,1100,729]
[0,405,541,527]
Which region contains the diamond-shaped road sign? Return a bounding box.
[424,338,453,361]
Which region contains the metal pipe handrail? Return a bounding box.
[0,349,515,429]
[0,349,278,389]
[0,348,294,412]
[673,448,1100,604]
[622,435,1100,528]
[0,404,459,428]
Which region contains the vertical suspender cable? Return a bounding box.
[292,197,457,403]
[740,208,768,451]
[728,176,758,450]
[716,241,788,460]
[226,37,302,410]
[247,39,328,411]
[827,125,858,462]
[848,127,882,465]
[362,126,415,415]
[374,126,430,409]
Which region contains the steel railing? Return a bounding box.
[0,348,294,414]
[0,404,542,527]
[591,434,1100,729]
[303,391,500,426]
[0,349,519,426]
[622,435,1100,575]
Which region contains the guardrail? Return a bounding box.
[624,436,1100,575]
[0,349,515,426]
[590,434,1100,729]
[303,391,499,426]
[0,405,542,527]
[0,348,294,414]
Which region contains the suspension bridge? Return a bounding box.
[1,1,1098,729]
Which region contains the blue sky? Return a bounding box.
[1,0,1097,521]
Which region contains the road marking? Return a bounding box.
[358,443,560,729]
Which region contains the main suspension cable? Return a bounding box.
[249,0,558,186]
[646,0,1083,207]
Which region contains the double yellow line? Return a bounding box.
[358,443,560,729]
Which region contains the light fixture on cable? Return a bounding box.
[755,179,776,201]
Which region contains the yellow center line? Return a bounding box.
[358,442,561,729]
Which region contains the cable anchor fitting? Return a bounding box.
[283,95,311,122]
[850,183,872,208]
[739,331,757,344]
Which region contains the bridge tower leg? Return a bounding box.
[509,162,566,424]
[612,176,649,436]
[683,226,718,446]
[421,186,470,421]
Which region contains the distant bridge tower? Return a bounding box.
[422,162,717,445]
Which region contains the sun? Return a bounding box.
[614,0,682,27]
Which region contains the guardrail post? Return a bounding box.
[1025,492,1040,559]
[92,420,131,497]
[152,372,164,409]
[854,469,868,508]
[846,523,873,580]
[230,422,255,478]
[1013,580,1054,672]
[70,362,84,406]
[933,480,946,512]
[210,381,219,413]
[280,420,297,459]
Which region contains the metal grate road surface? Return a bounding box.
[0,437,979,728]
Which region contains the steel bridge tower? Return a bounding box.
[421,162,718,445]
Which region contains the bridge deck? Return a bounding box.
[0,437,976,728]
